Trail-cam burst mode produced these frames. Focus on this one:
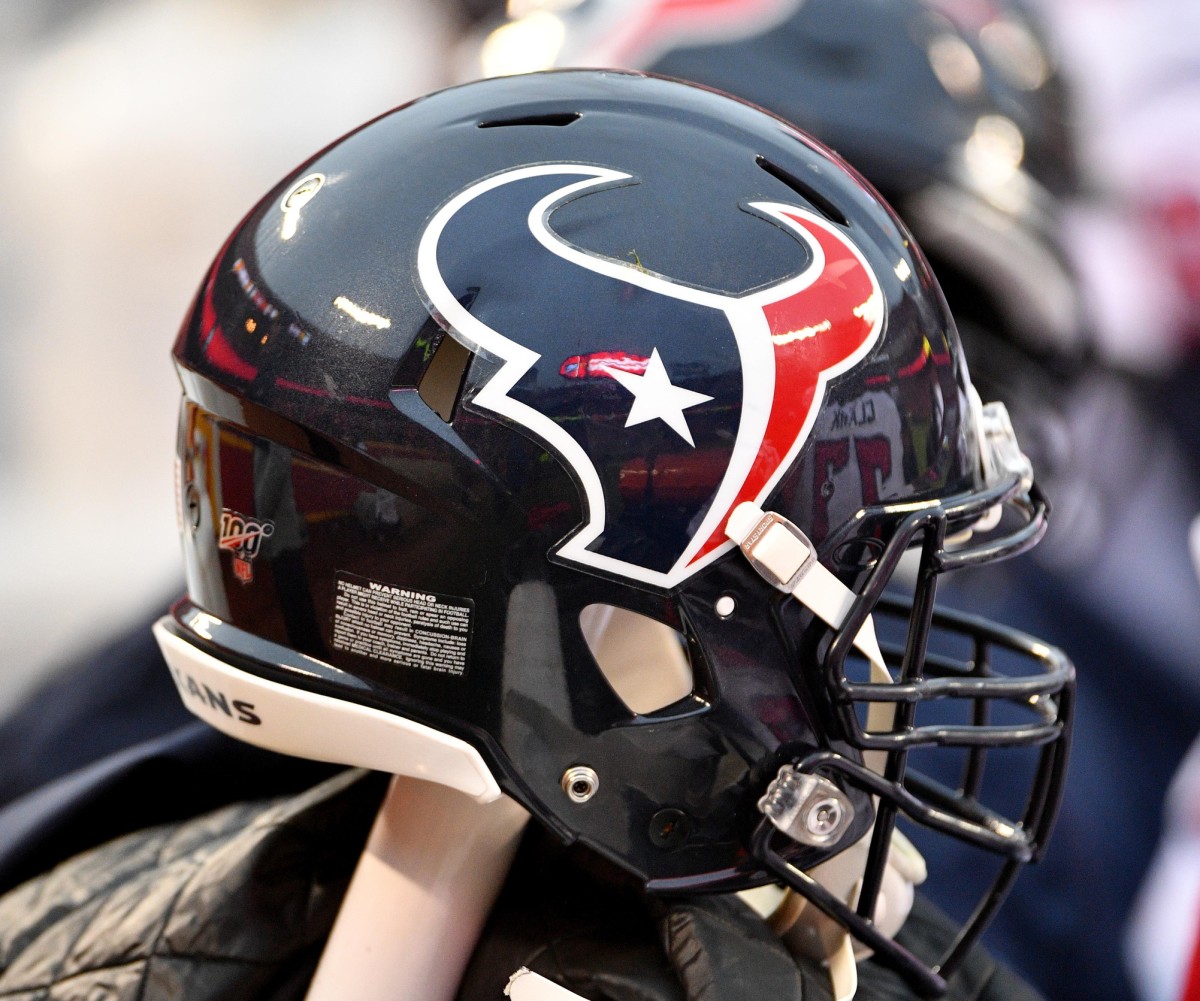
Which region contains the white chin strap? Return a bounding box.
[726,501,923,1001]
[724,501,892,699]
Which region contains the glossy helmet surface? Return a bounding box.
[154,70,1072,994]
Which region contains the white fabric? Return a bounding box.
[506,968,590,1001]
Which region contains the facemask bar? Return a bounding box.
[742,470,1074,997]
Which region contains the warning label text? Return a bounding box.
[332,573,472,676]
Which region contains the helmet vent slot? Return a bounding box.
[580,604,694,716]
[478,112,581,129]
[418,330,474,423]
[755,155,850,227]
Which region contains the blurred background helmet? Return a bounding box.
[153,70,1072,994]
[923,0,1079,199]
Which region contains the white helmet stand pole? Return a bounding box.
[304,774,529,1001]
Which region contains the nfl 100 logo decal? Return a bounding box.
[218,508,275,584]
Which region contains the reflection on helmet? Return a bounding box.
[153,70,1072,996]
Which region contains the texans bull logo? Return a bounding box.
[417,164,883,588]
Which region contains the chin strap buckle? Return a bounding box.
[725,503,888,684]
[726,504,819,592]
[980,399,1033,490]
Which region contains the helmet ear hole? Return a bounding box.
[579,604,694,715]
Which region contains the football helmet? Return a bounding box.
[153,70,1073,995]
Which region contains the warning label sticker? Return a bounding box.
[332,573,473,677]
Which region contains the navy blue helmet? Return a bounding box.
[155,70,1072,995]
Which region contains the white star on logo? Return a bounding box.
[606,348,713,447]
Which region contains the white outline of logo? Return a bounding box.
[416,164,882,588]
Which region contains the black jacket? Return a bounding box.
[0,761,1043,1001]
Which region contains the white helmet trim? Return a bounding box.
[152,618,502,802]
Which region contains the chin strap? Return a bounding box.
[726,501,922,1001]
[769,828,930,1001]
[725,501,892,693]
[769,890,860,1001]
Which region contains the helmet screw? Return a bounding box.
[714,594,737,619]
[649,807,691,849]
[561,765,599,803]
[805,797,844,838]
